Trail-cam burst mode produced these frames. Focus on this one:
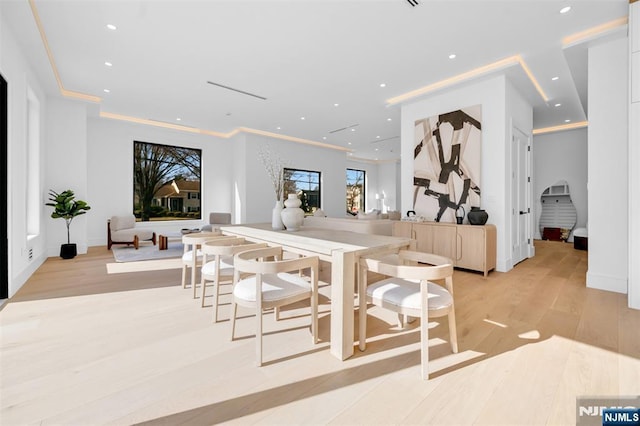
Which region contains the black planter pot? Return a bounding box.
[60,243,77,259]
[467,207,488,225]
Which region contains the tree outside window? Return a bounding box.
[133,141,201,221]
[283,168,321,215]
[346,168,365,215]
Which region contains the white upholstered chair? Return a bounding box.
[230,246,319,366]
[181,232,234,297]
[200,238,269,321]
[358,250,457,380]
[107,215,156,250]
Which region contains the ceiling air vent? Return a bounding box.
[206,81,267,101]
[329,124,359,134]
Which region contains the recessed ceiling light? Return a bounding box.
[104,61,113,67]
[560,6,571,14]
[276,126,281,130]
[300,117,305,120]
[387,118,392,121]
[348,152,353,156]
[351,128,355,132]
[554,103,561,107]
[103,89,110,93]
[565,119,571,123]
[449,54,456,59]
[176,118,181,121]
[334,103,339,107]
[379,83,386,88]
[552,76,559,81]
[376,135,380,139]
[375,148,379,151]
[106,24,117,30]
[348,142,352,145]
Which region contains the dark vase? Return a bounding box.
[60,243,77,259]
[467,207,488,225]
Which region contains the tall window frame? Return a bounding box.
[346,168,366,215]
[133,140,202,222]
[283,168,321,215]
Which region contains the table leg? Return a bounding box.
[330,250,356,361]
[159,235,168,250]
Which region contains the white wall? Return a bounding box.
[533,128,588,241]
[242,134,348,222]
[86,117,235,247]
[376,161,399,213]
[45,99,88,256]
[1,10,48,297]
[400,75,531,272]
[629,1,640,309]
[588,36,629,294]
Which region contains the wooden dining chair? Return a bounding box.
[200,238,269,322]
[181,232,234,297]
[230,246,319,366]
[358,250,457,380]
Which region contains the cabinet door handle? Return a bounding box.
[456,234,462,260]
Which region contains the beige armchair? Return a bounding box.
[107,215,156,250]
[201,212,231,232]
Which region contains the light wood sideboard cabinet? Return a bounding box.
[392,221,496,276]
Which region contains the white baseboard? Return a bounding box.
[586,271,628,294]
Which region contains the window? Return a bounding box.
[346,168,365,215]
[133,141,201,221]
[283,168,321,215]
[26,88,40,237]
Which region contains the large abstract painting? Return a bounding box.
[413,105,482,223]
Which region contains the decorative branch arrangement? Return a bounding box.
[258,144,286,202]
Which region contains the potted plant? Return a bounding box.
[46,189,91,259]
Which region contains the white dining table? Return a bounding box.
[220,223,414,361]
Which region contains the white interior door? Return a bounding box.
[511,128,530,266]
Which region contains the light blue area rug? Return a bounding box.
[111,241,184,263]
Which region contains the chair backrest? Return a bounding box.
[234,246,318,275]
[361,250,453,282]
[209,212,232,225]
[110,215,136,231]
[201,238,269,257]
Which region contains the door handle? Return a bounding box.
[519,211,528,215]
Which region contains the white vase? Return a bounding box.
[281,193,304,231]
[272,199,284,230]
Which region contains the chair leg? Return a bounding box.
[358,266,367,351]
[448,309,459,354]
[311,287,318,344]
[134,235,139,250]
[200,277,208,308]
[230,302,238,341]
[256,308,263,367]
[181,265,187,289]
[213,280,222,322]
[420,305,429,380]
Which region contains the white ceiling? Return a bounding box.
[1,0,630,161]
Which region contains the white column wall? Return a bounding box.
[1,10,48,297]
[533,128,588,241]
[377,161,399,213]
[629,0,640,309]
[587,36,629,294]
[401,75,511,272]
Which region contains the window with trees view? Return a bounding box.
[346,168,365,215]
[133,141,201,221]
[283,168,321,215]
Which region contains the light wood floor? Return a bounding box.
[1,240,638,425]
